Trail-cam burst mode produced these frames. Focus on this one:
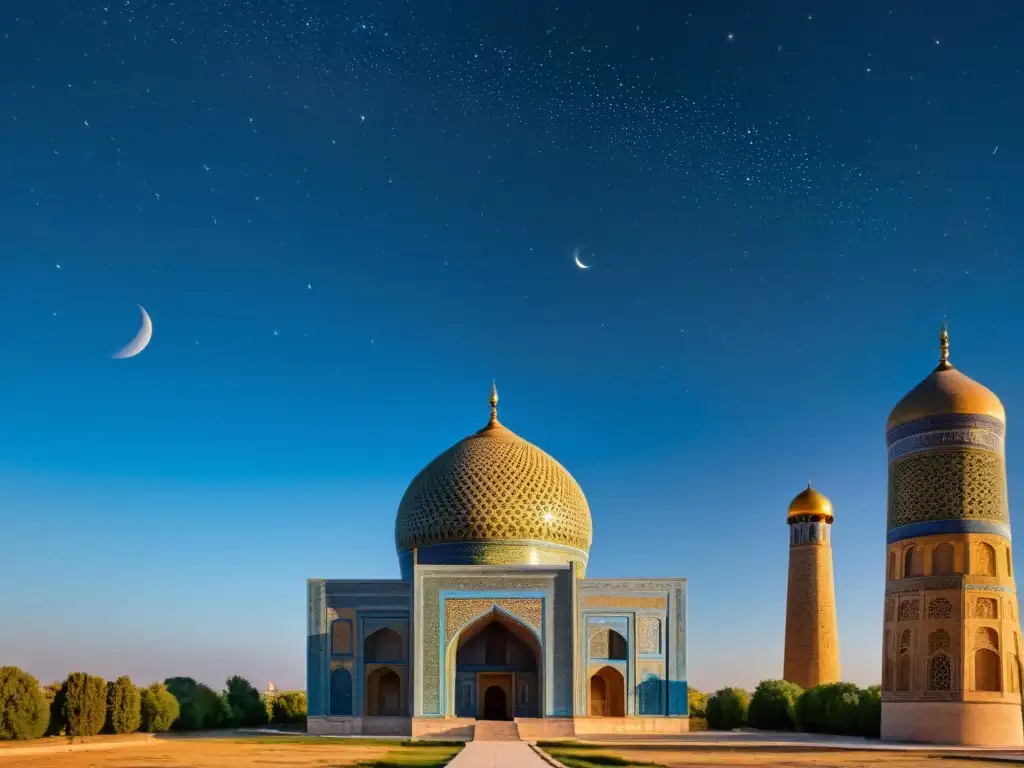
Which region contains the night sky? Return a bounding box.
[1,1,1022,693]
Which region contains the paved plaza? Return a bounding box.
[447,741,549,768]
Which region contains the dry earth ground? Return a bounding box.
[0,736,461,768]
[542,745,1021,768]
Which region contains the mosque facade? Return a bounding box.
[881,327,1023,745]
[305,385,689,739]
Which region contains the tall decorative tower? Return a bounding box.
[783,483,841,689]
[882,325,1023,745]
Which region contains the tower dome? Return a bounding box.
[787,482,833,521]
[395,384,593,577]
[886,323,1004,431]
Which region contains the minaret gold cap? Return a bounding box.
[885,320,1004,430]
[788,482,834,521]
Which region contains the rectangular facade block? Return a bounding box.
[307,570,688,736]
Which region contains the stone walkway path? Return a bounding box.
[447,741,550,767]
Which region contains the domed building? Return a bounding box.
[306,385,688,739]
[881,325,1023,745]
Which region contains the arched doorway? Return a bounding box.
[483,685,508,720]
[589,666,625,717]
[450,609,541,719]
[366,667,402,716]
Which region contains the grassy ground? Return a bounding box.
[538,744,1022,768]
[0,734,463,767]
[541,744,662,767]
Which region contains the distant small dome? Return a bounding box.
[886,325,1004,431]
[788,483,833,520]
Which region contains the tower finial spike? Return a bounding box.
[938,317,951,368]
[489,380,499,425]
[808,479,812,489]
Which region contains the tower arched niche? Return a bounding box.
[444,605,543,718]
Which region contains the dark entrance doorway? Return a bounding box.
[483,685,508,720]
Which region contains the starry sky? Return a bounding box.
[1,0,1022,694]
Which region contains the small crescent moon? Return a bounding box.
[573,249,590,270]
[112,305,153,359]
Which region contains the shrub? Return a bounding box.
[164,677,224,731]
[705,687,749,731]
[270,691,307,724]
[856,685,881,738]
[64,673,107,738]
[106,676,142,734]
[224,676,267,727]
[686,686,708,718]
[0,666,50,740]
[140,683,179,733]
[747,679,803,731]
[797,682,862,735]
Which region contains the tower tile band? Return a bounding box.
[881,326,1023,746]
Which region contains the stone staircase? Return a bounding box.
[472,720,521,741]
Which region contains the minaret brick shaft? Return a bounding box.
[783,483,841,689]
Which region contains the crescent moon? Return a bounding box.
[573,249,590,270]
[112,305,153,359]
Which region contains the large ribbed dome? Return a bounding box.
[395,386,593,559]
[887,325,1004,431]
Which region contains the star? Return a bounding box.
[55,263,61,269]
[726,33,735,41]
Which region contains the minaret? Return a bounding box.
[882,325,1023,745]
[783,482,841,690]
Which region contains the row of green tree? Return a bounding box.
[0,667,307,741]
[688,680,881,738]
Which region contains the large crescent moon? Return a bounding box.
[573,248,590,270]
[112,305,153,359]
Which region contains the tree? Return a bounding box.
[140,683,179,733]
[224,676,267,727]
[856,685,881,738]
[0,666,50,740]
[106,676,142,735]
[164,677,224,730]
[747,679,803,731]
[687,687,708,718]
[63,673,106,738]
[705,687,749,731]
[797,682,862,735]
[270,691,307,724]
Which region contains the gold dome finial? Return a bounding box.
[489,380,499,425]
[937,319,951,370]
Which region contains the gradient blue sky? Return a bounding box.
[1,0,1022,693]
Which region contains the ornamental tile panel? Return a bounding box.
[444,598,542,640]
[887,449,1008,529]
[638,617,662,654]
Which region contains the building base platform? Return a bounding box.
[881,701,1024,746]
[308,715,690,740]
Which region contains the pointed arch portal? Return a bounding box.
[447,606,542,719]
